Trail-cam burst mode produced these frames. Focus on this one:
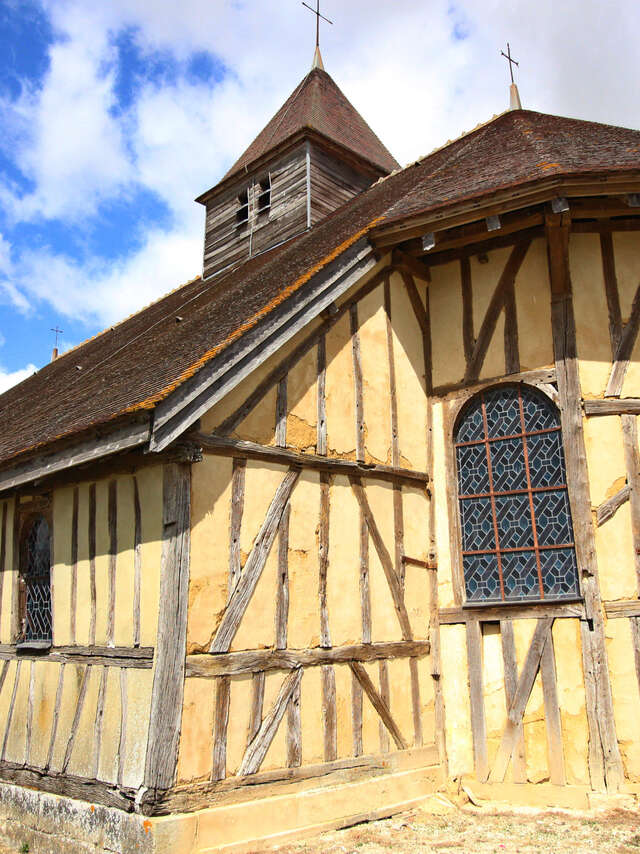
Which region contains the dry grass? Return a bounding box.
[266,806,640,854]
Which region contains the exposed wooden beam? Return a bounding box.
[391,249,431,283]
[584,398,640,416]
[193,432,429,487]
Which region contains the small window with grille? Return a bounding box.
[18,514,52,645]
[257,175,271,214]
[236,189,249,226]
[454,384,580,604]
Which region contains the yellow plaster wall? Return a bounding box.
[52,487,74,646]
[571,233,611,397]
[432,401,456,608]
[75,484,91,646]
[178,677,214,782]
[66,665,102,779]
[440,624,473,775]
[430,261,465,389]
[482,624,506,773]
[325,475,360,647]
[514,238,554,371]
[553,619,589,785]
[616,232,640,398]
[98,666,122,784]
[4,658,30,764]
[28,660,61,770]
[472,249,507,381]
[325,312,357,458]
[287,347,318,452]
[607,617,640,780]
[288,471,322,649]
[358,285,392,464]
[226,674,253,776]
[0,499,15,644]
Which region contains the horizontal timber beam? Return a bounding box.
[433,367,557,400]
[191,432,429,487]
[0,644,154,668]
[186,640,431,679]
[439,601,584,624]
[604,600,640,619]
[584,399,640,416]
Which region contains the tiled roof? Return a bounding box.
[0,109,638,469]
[223,67,400,180]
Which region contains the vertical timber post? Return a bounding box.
[545,212,623,792]
[144,462,191,795]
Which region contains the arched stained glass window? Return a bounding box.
[454,385,580,603]
[20,515,52,643]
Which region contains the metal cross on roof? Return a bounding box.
[302,0,333,49]
[501,42,519,84]
[50,326,63,349]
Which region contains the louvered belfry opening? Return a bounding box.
[455,384,580,603]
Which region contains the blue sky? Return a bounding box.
[0,0,638,393]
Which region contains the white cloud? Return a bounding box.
[0,363,38,394]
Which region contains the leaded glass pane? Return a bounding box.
[495,494,534,549]
[456,444,490,495]
[502,551,540,599]
[464,554,501,601]
[23,517,52,643]
[484,387,521,438]
[540,549,580,597]
[532,490,573,547]
[460,497,495,552]
[455,384,579,604]
[490,437,527,492]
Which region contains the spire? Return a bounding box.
[312,44,324,70]
[501,43,523,110]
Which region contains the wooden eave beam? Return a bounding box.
[390,249,431,283]
[370,173,640,248]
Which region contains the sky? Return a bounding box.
[0,0,638,394]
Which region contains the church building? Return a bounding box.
[0,33,639,854]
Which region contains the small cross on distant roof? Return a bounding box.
[51,326,63,349]
[302,0,333,49]
[501,42,519,84]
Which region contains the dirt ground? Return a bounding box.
[270,804,640,854]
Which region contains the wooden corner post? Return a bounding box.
[144,462,191,793]
[545,213,623,792]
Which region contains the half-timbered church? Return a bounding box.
[0,36,639,854]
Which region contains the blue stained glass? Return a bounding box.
[502,550,540,599]
[457,444,490,495]
[495,494,534,549]
[460,497,495,552]
[491,437,527,492]
[484,387,521,438]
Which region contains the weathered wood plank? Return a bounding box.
[0,659,20,761]
[605,283,640,397]
[276,376,288,448]
[70,487,79,645]
[62,664,91,773]
[539,631,566,785]
[378,660,390,753]
[186,640,431,678]
[322,665,338,761]
[503,275,520,375]
[584,398,640,416]
[360,508,372,644]
[133,477,142,648]
[239,668,302,777]
[385,277,400,471]
[248,672,265,746]
[596,485,631,527]
[460,256,475,367]
[195,433,429,487]
[466,620,488,781]
[25,660,35,765]
[604,600,640,618]
[144,463,191,790]
[600,232,622,356]
[630,617,640,703]
[275,502,291,651]
[350,478,413,641]
[0,504,7,635]
[317,335,327,456]
[349,661,408,751]
[499,621,526,783]
[391,249,431,283]
[442,401,465,605]
[621,414,640,594]
[319,473,331,648]
[489,618,553,783]
[228,458,246,599]
[107,481,117,646]
[211,676,231,782]
[465,241,530,382]
[351,669,363,756]
[0,644,154,667]
[286,680,301,768]
[91,665,108,779]
[117,667,127,788]
[211,468,300,653]
[434,367,556,400]
[400,271,429,339]
[46,663,65,771]
[547,212,623,791]
[350,303,365,462]
[409,658,423,747]
[88,483,97,647]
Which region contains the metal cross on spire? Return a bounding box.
[501,42,519,84]
[51,326,63,349]
[302,1,333,51]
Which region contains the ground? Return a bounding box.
[271,803,640,854]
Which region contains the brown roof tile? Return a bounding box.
[0,109,638,470]
[223,67,400,180]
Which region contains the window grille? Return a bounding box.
[20,515,52,643]
[454,384,579,603]
[257,176,271,213]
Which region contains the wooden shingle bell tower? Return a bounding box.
[196,60,399,279]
